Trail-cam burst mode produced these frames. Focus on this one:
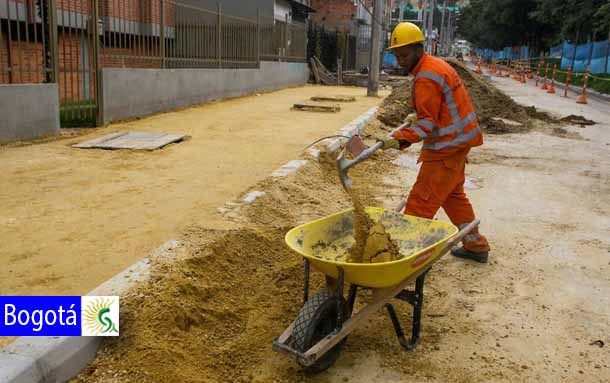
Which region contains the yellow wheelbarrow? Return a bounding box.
[272,207,479,372]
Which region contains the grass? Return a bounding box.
[60,99,97,128]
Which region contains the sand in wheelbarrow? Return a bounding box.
[346,173,401,264]
[361,221,401,263]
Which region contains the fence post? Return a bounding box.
[92,0,103,126]
[587,35,594,68]
[48,0,59,83]
[571,31,579,71]
[217,3,222,68]
[256,9,261,68]
[559,40,564,70]
[160,0,165,68]
[284,13,289,60]
[604,27,610,74]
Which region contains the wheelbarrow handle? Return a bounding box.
[439,220,480,255]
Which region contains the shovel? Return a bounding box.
[336,135,384,191]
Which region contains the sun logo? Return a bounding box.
[82,297,119,336]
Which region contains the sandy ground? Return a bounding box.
[73,72,610,382]
[0,85,387,302]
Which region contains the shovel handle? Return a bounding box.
[347,140,384,170]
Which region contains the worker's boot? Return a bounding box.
[451,247,488,264]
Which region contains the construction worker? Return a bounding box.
[384,22,490,263]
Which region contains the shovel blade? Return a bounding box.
[344,135,367,157]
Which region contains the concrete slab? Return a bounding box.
[310,95,356,102]
[73,131,186,150]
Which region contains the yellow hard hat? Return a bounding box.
[389,22,425,50]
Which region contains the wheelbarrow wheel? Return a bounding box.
[292,289,349,373]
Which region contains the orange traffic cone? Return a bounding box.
[563,65,572,98]
[547,64,557,94]
[541,63,549,90]
[498,65,503,77]
[475,57,482,74]
[576,69,589,104]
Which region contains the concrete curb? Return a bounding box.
[0,104,381,383]
[551,80,610,103]
[0,240,183,383]
[307,105,379,157]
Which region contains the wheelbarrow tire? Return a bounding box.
[292,289,349,373]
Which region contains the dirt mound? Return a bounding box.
[377,80,414,127]
[523,105,559,123]
[448,61,530,131]
[560,114,595,126]
[375,62,536,135]
[74,152,392,383]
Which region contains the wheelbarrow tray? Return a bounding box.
[274,216,479,370]
[285,207,458,288]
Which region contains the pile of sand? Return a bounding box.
[74,149,397,383]
[376,80,414,127]
[375,61,562,135]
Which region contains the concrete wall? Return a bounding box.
[0,84,60,144]
[101,61,309,124]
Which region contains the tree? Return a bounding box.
[458,0,545,50]
[530,0,606,43]
[458,0,607,51]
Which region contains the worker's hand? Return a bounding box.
[405,112,417,125]
[398,140,411,150]
[378,137,400,150]
[386,124,412,151]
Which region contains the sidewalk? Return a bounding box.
[0,85,387,300]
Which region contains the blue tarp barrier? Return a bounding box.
[383,52,398,67]
[477,40,610,74]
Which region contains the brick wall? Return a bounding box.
[0,34,9,83]
[310,0,356,31]
[56,0,91,14]
[100,0,163,24]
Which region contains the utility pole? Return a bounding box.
[367,0,384,97]
[445,8,453,56]
[426,0,435,54]
[439,1,446,56]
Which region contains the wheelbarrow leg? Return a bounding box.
[303,259,310,304]
[387,268,429,350]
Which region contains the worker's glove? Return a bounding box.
[397,140,411,150]
[378,137,400,150]
[385,124,413,151]
[405,112,417,125]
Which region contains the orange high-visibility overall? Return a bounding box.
[393,54,490,253]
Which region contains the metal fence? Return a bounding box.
[1,0,308,126]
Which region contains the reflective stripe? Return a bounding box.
[416,71,460,123]
[458,221,476,230]
[423,125,482,151]
[410,125,429,140]
[437,111,477,136]
[416,119,436,130]
[463,233,482,242]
